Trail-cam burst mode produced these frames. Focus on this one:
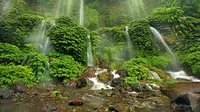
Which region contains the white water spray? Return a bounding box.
[55,0,73,17]
[167,71,200,82]
[88,68,114,90]
[87,35,94,66]
[125,26,133,59]
[66,0,72,16]
[26,20,53,55]
[79,0,84,25]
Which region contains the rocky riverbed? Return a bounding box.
[0,82,172,112]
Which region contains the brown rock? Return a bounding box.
[68,99,84,106]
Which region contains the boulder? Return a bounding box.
[97,72,110,83]
[11,82,26,93]
[161,82,200,111]
[76,78,88,88]
[108,106,119,112]
[111,78,124,87]
[0,88,14,99]
[68,99,84,106]
[116,70,127,78]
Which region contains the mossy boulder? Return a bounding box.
[97,72,111,83]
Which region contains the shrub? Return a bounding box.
[0,65,35,87]
[121,58,152,86]
[146,54,172,69]
[124,77,139,86]
[25,53,49,82]
[0,14,42,46]
[47,16,88,63]
[0,43,25,65]
[48,51,84,82]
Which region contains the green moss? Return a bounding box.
[97,72,110,82]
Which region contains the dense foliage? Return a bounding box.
[0,14,42,46]
[48,51,84,82]
[121,58,152,86]
[0,0,200,87]
[47,16,88,63]
[0,43,25,65]
[0,65,35,86]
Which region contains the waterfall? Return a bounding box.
[150,26,181,71]
[149,27,200,81]
[125,26,133,59]
[55,0,62,17]
[79,0,84,25]
[66,0,72,16]
[150,27,175,58]
[127,0,146,18]
[25,20,53,55]
[55,0,73,17]
[167,71,200,82]
[87,35,94,66]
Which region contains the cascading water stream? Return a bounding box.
[66,0,72,16]
[55,0,73,17]
[127,0,146,18]
[150,27,200,81]
[34,20,52,55]
[79,0,84,26]
[125,26,133,59]
[87,35,94,66]
[88,68,120,90]
[150,27,175,59]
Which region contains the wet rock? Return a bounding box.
[160,82,200,99]
[68,99,84,106]
[0,88,14,99]
[195,98,200,112]
[76,78,88,88]
[108,106,119,112]
[128,83,152,92]
[110,78,124,87]
[11,82,26,93]
[170,94,193,112]
[98,72,110,83]
[116,70,127,78]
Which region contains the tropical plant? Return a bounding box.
[0,65,35,87]
[48,51,84,82]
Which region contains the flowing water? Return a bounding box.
[150,71,161,79]
[55,0,73,17]
[150,27,200,81]
[167,70,200,82]
[66,0,72,16]
[150,27,175,58]
[88,68,120,90]
[79,0,84,25]
[150,26,181,71]
[125,26,133,59]
[127,0,146,19]
[25,20,52,55]
[87,35,94,66]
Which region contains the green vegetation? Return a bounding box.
[48,51,84,82]
[0,0,200,87]
[0,65,35,87]
[47,16,88,63]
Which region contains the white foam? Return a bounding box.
[111,70,120,79]
[167,70,200,82]
[89,77,113,90]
